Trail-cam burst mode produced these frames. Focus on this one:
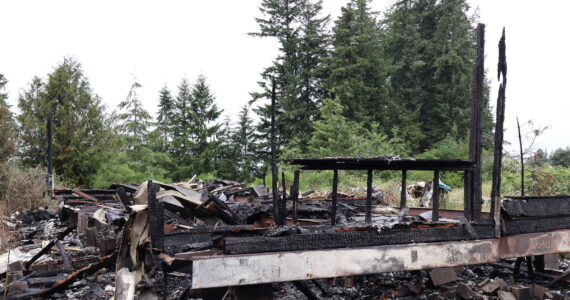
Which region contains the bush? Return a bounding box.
[1,167,49,214]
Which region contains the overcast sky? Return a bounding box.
[1,0,568,154]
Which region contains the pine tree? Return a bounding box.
[156,85,174,151]
[308,98,361,157]
[251,0,330,159]
[0,74,15,200]
[169,78,194,181]
[189,75,222,174]
[325,0,389,128]
[382,0,492,152]
[117,81,152,146]
[232,106,258,182]
[17,57,112,186]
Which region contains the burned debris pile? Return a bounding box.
[1,177,570,299]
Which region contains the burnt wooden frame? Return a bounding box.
[287,158,476,224]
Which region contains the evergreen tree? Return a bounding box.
[0,74,15,201]
[117,81,152,146]
[189,75,222,174]
[216,116,240,180]
[308,98,361,157]
[251,0,330,159]
[232,106,258,182]
[156,85,174,151]
[325,0,389,127]
[382,0,492,152]
[169,78,194,181]
[17,58,112,186]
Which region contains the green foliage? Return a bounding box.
[381,0,492,152]
[325,0,389,127]
[251,0,330,165]
[0,74,16,201]
[551,147,570,167]
[168,75,222,181]
[304,98,408,158]
[92,80,172,188]
[156,86,174,151]
[17,58,113,187]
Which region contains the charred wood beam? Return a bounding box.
[400,170,407,209]
[148,181,164,250]
[469,23,485,221]
[292,170,300,224]
[25,226,75,270]
[365,169,373,224]
[280,171,287,226]
[502,216,570,236]
[491,28,507,226]
[293,281,320,300]
[331,169,339,225]
[37,252,117,297]
[270,80,281,226]
[222,224,495,255]
[55,241,73,271]
[502,196,570,218]
[116,187,133,208]
[432,170,440,222]
[290,159,475,171]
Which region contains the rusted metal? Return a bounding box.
[192,229,570,289]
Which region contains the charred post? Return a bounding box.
[517,117,525,197]
[292,170,300,224]
[331,169,339,225]
[468,23,485,220]
[432,170,440,222]
[491,28,507,228]
[280,171,287,225]
[270,80,282,226]
[45,111,53,194]
[366,169,373,224]
[400,170,407,208]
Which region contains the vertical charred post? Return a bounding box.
[45,111,53,194]
[491,28,507,229]
[331,169,339,225]
[366,169,373,224]
[432,170,440,222]
[292,170,300,224]
[270,80,282,226]
[400,170,407,209]
[468,23,485,220]
[281,171,287,225]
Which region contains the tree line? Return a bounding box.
[1,0,539,190]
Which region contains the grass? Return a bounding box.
[256,169,496,211]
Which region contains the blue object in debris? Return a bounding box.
[438,180,452,191]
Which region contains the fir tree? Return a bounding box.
[325,0,389,128]
[169,78,194,180]
[0,74,15,200]
[17,57,113,186]
[117,81,152,146]
[382,0,492,151]
[251,0,330,160]
[156,85,174,150]
[189,74,222,174]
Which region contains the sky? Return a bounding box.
[1,0,569,154]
